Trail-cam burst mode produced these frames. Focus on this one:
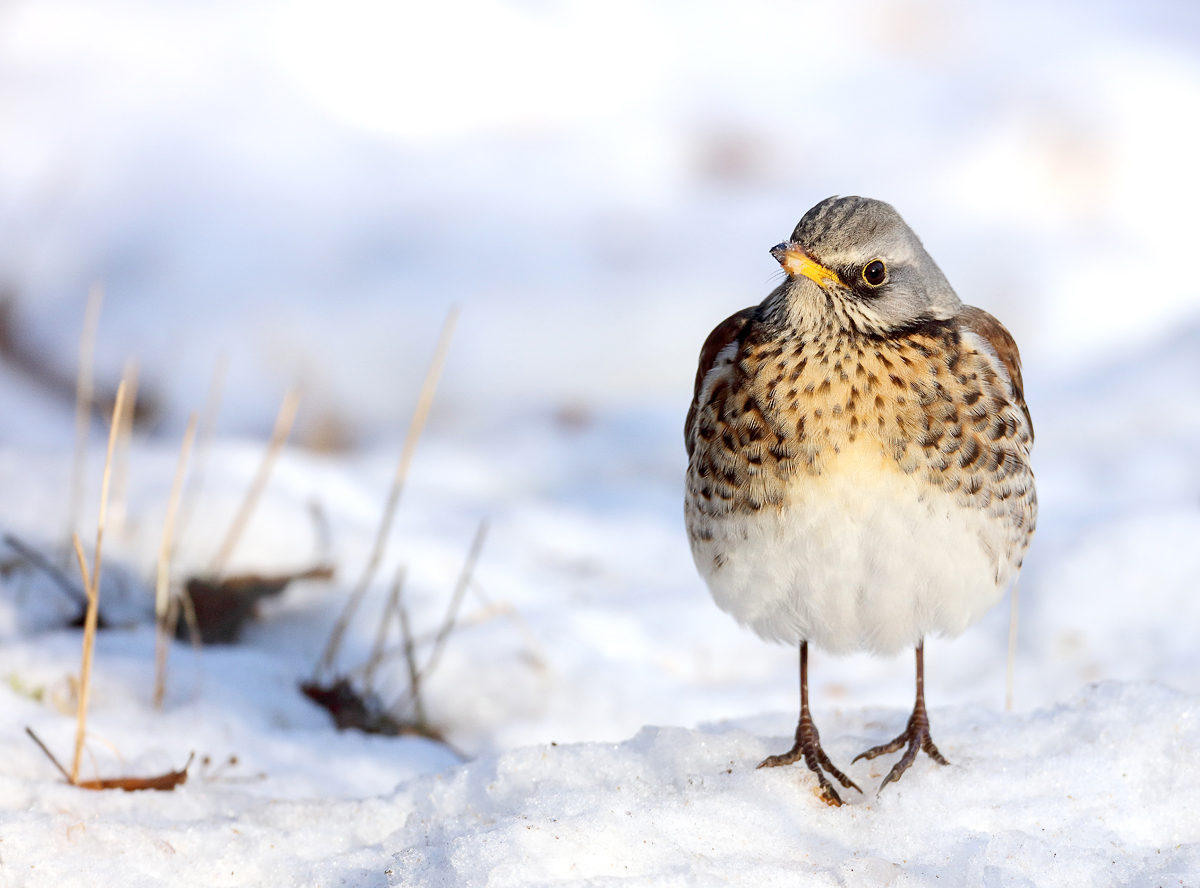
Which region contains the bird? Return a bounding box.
[684,196,1036,806]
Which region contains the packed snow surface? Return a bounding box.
[0,0,1199,886]
[390,684,1198,887]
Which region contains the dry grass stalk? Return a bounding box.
[1006,581,1020,712]
[348,575,547,679]
[154,413,198,708]
[352,600,510,678]
[354,552,544,693]
[106,358,139,539]
[209,387,300,577]
[67,284,103,541]
[363,565,404,695]
[395,568,426,726]
[69,378,126,783]
[174,350,229,552]
[420,518,488,684]
[316,306,460,676]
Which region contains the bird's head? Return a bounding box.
[769,196,961,337]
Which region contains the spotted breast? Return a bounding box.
[684,303,1036,655]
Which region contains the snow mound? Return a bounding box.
[389,682,1200,887]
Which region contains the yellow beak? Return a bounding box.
[770,242,842,288]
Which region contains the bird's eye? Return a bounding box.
[862,259,887,287]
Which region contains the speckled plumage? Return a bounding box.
[684,195,1036,800]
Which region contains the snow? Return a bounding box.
[0,0,1197,885]
[390,683,1200,886]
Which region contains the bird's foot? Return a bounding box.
[852,709,949,792]
[757,712,861,806]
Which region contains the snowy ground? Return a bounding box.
[0,0,1199,885]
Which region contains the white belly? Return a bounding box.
[689,449,1016,656]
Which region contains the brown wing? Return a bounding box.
[685,307,757,457]
[956,304,1033,442]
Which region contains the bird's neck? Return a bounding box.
[764,286,863,342]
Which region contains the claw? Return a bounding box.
[856,717,948,791]
[855,643,949,792]
[759,641,860,805]
[759,736,857,807]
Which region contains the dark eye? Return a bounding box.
[862,259,887,287]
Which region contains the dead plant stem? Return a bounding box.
[395,569,426,726]
[107,358,139,538]
[154,413,198,708]
[421,519,488,683]
[209,387,299,576]
[70,378,126,783]
[67,284,103,542]
[363,565,404,695]
[316,307,459,676]
[25,727,72,782]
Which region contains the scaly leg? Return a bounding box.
[853,641,949,791]
[757,641,861,806]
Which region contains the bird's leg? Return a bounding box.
[853,641,949,790]
[757,641,861,806]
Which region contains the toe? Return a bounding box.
[877,738,922,792]
[853,734,907,763]
[757,749,802,769]
[815,749,861,792]
[921,736,950,766]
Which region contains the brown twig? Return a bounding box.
[26,726,193,791]
[67,284,103,541]
[209,387,300,577]
[75,752,193,792]
[316,307,459,677]
[70,378,126,783]
[154,414,198,708]
[25,727,71,782]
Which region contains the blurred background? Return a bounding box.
[0,0,1198,755]
[0,0,1197,442]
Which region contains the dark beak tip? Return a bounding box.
[770,242,790,262]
